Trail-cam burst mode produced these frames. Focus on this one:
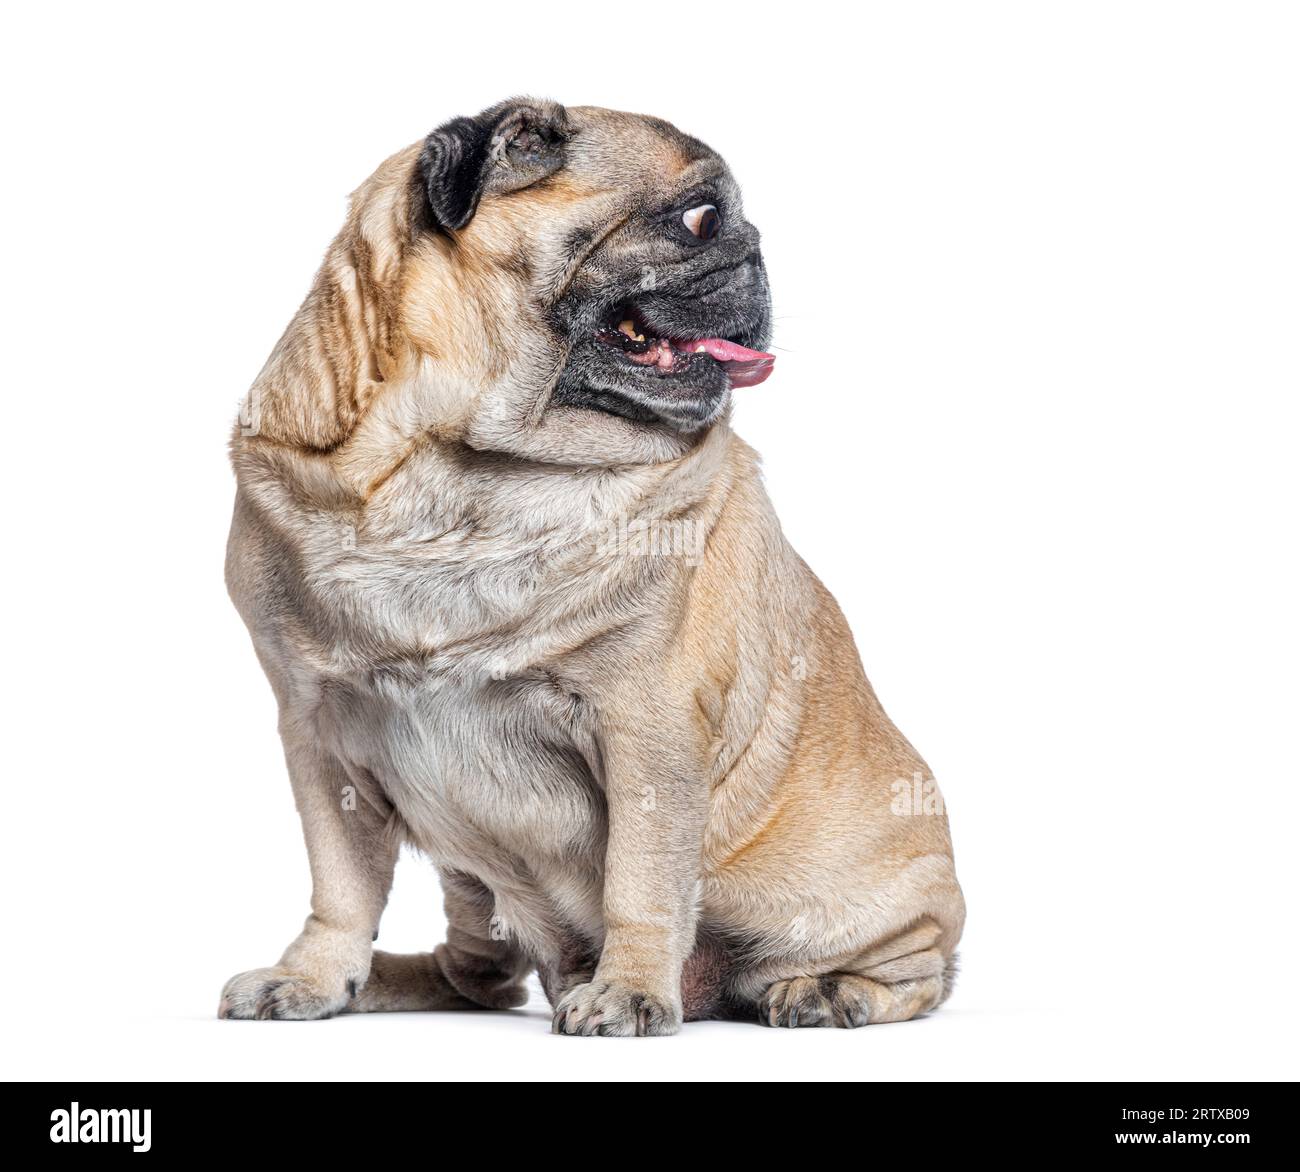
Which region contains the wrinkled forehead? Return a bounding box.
[563,106,729,199]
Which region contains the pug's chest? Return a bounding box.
[300,545,611,867]
[271,504,635,878]
[318,656,607,869]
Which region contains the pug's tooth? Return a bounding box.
[618,319,645,343]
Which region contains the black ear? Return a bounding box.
[418,98,569,232]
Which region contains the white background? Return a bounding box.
[3,1,1297,1081]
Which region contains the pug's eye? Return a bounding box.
[682,204,721,241]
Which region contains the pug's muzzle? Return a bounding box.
[551,225,774,433]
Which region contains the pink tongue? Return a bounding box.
[693,337,773,362]
[690,337,776,388]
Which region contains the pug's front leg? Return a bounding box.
[219,740,396,1020]
[553,708,708,1037]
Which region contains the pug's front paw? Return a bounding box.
[218,966,352,1021]
[551,979,680,1037]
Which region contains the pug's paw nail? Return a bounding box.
[760,975,870,1028]
[550,979,680,1037]
[219,966,351,1021]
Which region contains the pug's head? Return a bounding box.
[245,99,773,470]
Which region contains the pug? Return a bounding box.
[220,99,965,1034]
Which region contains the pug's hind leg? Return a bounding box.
[758,947,954,1029]
[351,869,530,1013]
[347,950,478,1012]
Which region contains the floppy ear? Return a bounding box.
[419,97,569,232]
